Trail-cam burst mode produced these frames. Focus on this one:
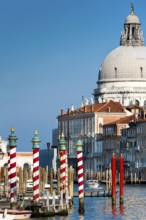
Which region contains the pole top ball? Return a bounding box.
[59,133,67,151]
[32,130,41,149]
[60,133,65,139]
[34,130,38,136]
[76,135,83,151]
[11,127,15,132]
[8,127,18,147]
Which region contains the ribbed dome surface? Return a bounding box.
[99,46,146,81]
[125,14,140,24]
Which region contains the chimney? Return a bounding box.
[108,107,111,112]
[61,109,64,115]
[68,108,71,115]
[47,142,50,149]
[91,105,93,112]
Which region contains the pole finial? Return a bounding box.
[11,127,15,132]
[77,135,81,140]
[34,130,38,136]
[60,133,65,138]
[130,3,134,14]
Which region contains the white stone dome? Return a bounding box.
[125,14,140,24]
[94,6,146,106]
[99,46,146,81]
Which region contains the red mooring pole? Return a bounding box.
[111,153,116,205]
[120,154,124,205]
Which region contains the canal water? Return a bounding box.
[31,185,146,220]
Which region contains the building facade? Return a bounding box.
[57,101,132,173]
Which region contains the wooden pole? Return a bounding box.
[5,168,9,198]
[50,168,53,196]
[111,153,116,206]
[120,154,124,205]
[19,167,23,195]
[23,168,27,194]
[57,168,60,196]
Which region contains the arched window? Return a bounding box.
[23,163,31,171]
[135,100,139,106]
[140,67,143,78]
[4,163,8,168]
[114,67,117,78]
[99,123,103,134]
[129,100,133,105]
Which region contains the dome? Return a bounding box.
[94,5,146,106]
[125,13,140,24]
[98,46,146,81]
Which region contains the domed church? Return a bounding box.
[94,4,146,107]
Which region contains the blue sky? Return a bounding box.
[0,0,146,151]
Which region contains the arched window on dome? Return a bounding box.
[144,100,146,107]
[135,100,139,106]
[129,100,134,105]
[114,67,117,78]
[140,67,143,78]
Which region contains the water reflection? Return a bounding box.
[31,185,146,219]
[119,204,124,215]
[112,205,117,218]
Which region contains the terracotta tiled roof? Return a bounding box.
[96,100,125,112]
[126,105,142,110]
[103,115,136,126]
[62,100,125,116]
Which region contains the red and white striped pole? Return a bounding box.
[65,151,68,193]
[8,128,18,209]
[59,133,67,197]
[76,135,84,214]
[7,145,11,197]
[32,130,41,203]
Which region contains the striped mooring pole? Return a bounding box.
[111,153,116,206]
[7,145,10,197]
[8,127,18,209]
[76,135,84,214]
[65,151,68,193]
[120,154,124,205]
[32,130,41,203]
[59,133,67,198]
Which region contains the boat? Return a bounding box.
[0,208,32,220]
[0,209,14,220]
[85,179,100,189]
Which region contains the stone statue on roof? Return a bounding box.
[131,3,134,13]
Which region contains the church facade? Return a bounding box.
[94,5,146,107]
